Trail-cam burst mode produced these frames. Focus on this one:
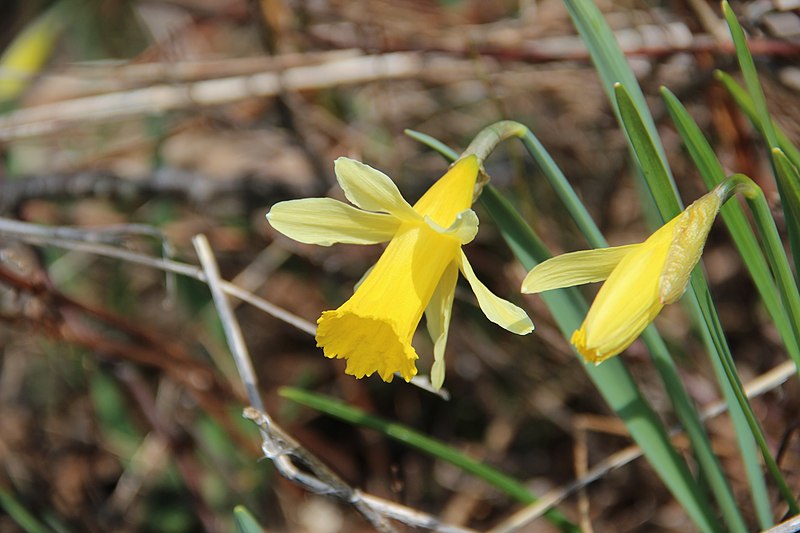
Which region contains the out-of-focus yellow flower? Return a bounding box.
[522,187,724,364]
[268,156,533,388]
[0,8,64,103]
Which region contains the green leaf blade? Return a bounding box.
[280,386,579,532]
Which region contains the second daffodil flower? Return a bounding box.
[267,155,533,388]
[522,186,726,364]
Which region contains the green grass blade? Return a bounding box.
[614,84,680,219]
[616,82,768,530]
[404,129,459,161]
[0,488,47,533]
[480,186,719,532]
[513,122,751,533]
[548,20,747,524]
[721,1,778,148]
[768,150,800,355]
[280,387,579,532]
[233,505,264,533]
[515,130,606,245]
[562,0,675,187]
[722,1,800,268]
[738,173,800,510]
[715,71,800,171]
[699,289,800,515]
[662,87,800,363]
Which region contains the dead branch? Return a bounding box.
[0,52,428,142]
[0,167,314,214]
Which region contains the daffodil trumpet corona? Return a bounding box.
[522,182,734,364]
[267,155,533,388]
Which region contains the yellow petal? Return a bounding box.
[413,156,479,228]
[573,218,678,362]
[334,157,419,220]
[659,190,722,304]
[458,251,534,335]
[521,244,641,294]
[316,223,461,382]
[424,209,479,245]
[424,261,458,390]
[267,198,400,246]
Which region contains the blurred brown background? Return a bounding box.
[0,0,799,531]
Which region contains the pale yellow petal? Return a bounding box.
[521,244,641,294]
[334,157,419,220]
[458,251,534,335]
[424,261,458,390]
[267,198,400,246]
[424,209,479,245]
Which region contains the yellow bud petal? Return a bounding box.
[573,217,677,362]
[659,190,722,304]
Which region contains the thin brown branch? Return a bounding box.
[0,168,312,214]
[0,52,428,142]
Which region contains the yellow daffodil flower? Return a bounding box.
[267,155,533,388]
[522,187,725,364]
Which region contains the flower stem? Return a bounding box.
[460,120,528,164]
[708,173,800,512]
[729,174,800,377]
[698,288,800,514]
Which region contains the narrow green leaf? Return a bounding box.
[699,289,799,516]
[662,86,800,363]
[0,489,47,533]
[233,505,264,533]
[614,84,681,218]
[721,1,800,269]
[721,1,778,148]
[617,76,773,531]
[280,387,579,532]
[562,0,676,188]
[481,186,720,533]
[767,150,800,365]
[715,71,800,171]
[551,31,748,528]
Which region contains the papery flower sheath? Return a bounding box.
[522,186,725,364]
[267,155,533,388]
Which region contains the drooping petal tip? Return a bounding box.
[570,327,600,364]
[571,326,635,365]
[459,251,534,335]
[424,261,459,390]
[423,209,479,245]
